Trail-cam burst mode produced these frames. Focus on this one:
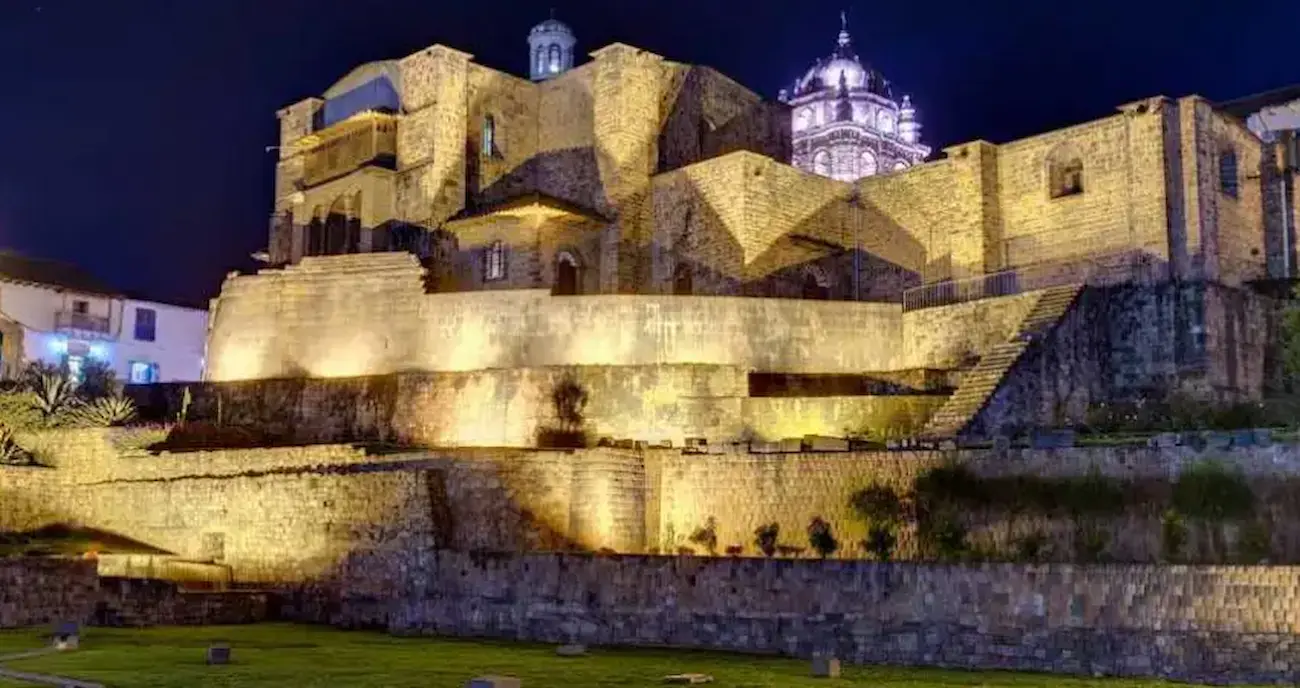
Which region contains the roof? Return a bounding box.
[1217,84,1300,119]
[447,192,610,225]
[0,252,120,296]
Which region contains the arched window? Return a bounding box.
[305,210,325,257]
[1046,145,1084,198]
[324,197,348,255]
[535,46,547,74]
[484,240,506,281]
[859,151,878,177]
[548,44,561,73]
[481,115,495,157]
[555,252,580,295]
[673,263,693,295]
[1219,149,1239,198]
[795,108,813,132]
[877,109,896,134]
[802,267,830,300]
[812,150,831,176]
[892,160,909,172]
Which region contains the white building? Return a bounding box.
[780,14,930,182]
[0,253,207,383]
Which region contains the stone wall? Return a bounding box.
[14,430,1300,587]
[387,552,1300,684]
[206,254,907,381]
[0,559,98,629]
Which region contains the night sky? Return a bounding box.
[0,0,1297,306]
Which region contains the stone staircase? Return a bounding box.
[919,285,1083,439]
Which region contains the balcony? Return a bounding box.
[55,311,112,337]
[300,112,398,188]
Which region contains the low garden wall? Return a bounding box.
[388,551,1300,684]
[0,558,267,629]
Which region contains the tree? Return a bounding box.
[753,523,780,557]
[688,517,719,556]
[1282,288,1300,389]
[807,516,838,558]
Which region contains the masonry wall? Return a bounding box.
[388,552,1300,684]
[206,254,905,382]
[0,559,98,629]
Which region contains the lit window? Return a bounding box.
[877,110,896,134]
[65,355,84,385]
[134,307,156,342]
[812,150,831,176]
[860,151,878,177]
[482,115,496,157]
[1219,149,1239,198]
[485,241,506,281]
[129,361,160,385]
[1047,146,1084,198]
[548,44,561,73]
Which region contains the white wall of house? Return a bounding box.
[0,281,207,383]
[115,299,208,383]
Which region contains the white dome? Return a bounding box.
[530,18,573,38]
[820,57,866,90]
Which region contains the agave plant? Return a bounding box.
[0,425,30,465]
[72,395,138,428]
[30,372,75,421]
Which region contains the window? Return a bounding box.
[65,355,84,385]
[673,263,693,295]
[1219,149,1239,198]
[72,300,88,315]
[129,361,160,385]
[1047,146,1084,198]
[548,44,561,73]
[892,160,909,172]
[535,46,546,74]
[555,252,580,295]
[484,241,506,281]
[876,110,896,134]
[860,151,878,177]
[482,115,496,157]
[134,307,156,342]
[812,150,831,176]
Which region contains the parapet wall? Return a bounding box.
[10,430,1300,586]
[389,552,1300,684]
[206,254,905,381]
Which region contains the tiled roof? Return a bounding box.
[0,252,119,296]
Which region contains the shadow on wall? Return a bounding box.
[536,375,590,449]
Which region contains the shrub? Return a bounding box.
[753,523,779,557]
[1236,519,1273,564]
[1172,461,1255,522]
[1012,530,1052,562]
[69,395,137,428]
[864,523,897,561]
[806,516,838,558]
[1073,524,1110,563]
[921,516,968,561]
[0,392,42,431]
[849,485,904,525]
[76,358,119,401]
[1160,509,1187,562]
[688,517,719,556]
[30,373,75,423]
[724,545,743,557]
[0,426,30,465]
[1058,470,1126,517]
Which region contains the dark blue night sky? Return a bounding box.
[0,0,1296,305]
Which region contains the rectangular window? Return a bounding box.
[1219,151,1239,198]
[72,300,88,314]
[129,361,159,384]
[134,307,156,342]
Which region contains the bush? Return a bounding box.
[1160,509,1187,562]
[753,523,779,557]
[1012,530,1052,562]
[69,395,137,428]
[688,517,719,556]
[921,516,968,561]
[0,426,31,465]
[1073,524,1110,563]
[864,523,897,561]
[1172,461,1255,522]
[1236,520,1273,564]
[849,485,904,524]
[806,517,838,558]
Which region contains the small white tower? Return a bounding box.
[899,95,921,144]
[528,15,576,82]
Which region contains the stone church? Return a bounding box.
[206,17,1293,448]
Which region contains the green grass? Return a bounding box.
[0,623,1264,688]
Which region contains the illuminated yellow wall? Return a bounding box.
[206,253,906,382]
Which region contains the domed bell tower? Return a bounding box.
[528,15,577,82]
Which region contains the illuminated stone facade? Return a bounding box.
[233,23,1288,445]
[782,14,930,181]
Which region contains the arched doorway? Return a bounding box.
[673,263,692,295]
[555,252,580,295]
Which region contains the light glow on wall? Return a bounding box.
[48,337,67,355]
[88,343,109,361]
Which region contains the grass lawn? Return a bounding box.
[0,623,1264,688]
